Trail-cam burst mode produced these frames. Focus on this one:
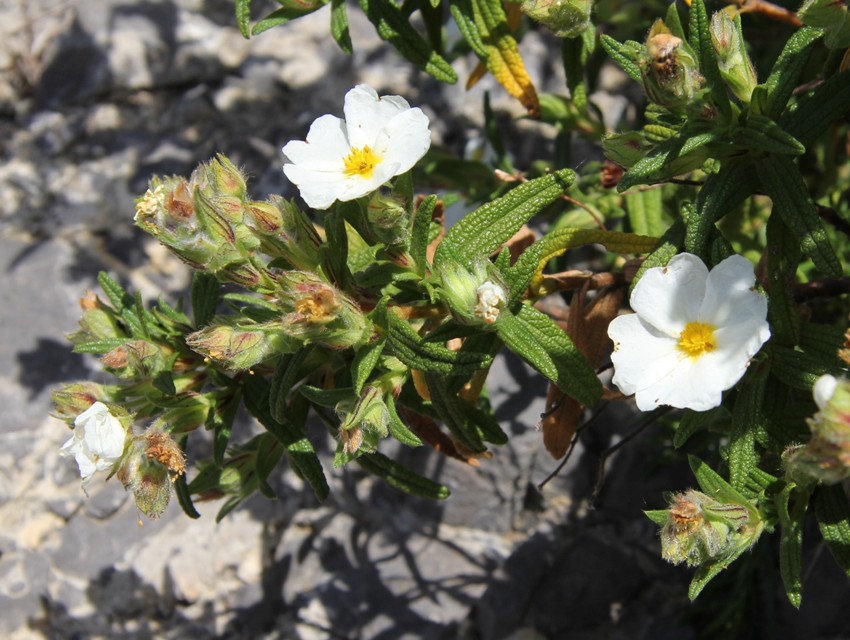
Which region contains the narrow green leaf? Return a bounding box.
[782,69,850,148]
[435,169,575,268]
[776,484,807,608]
[72,339,126,354]
[424,372,486,451]
[331,0,353,54]
[815,484,850,579]
[173,436,200,519]
[756,154,841,277]
[496,309,557,380]
[645,509,669,526]
[625,188,665,237]
[765,214,801,346]
[762,26,822,119]
[689,455,751,506]
[351,337,385,395]
[358,0,457,83]
[97,271,132,312]
[209,388,241,466]
[235,0,252,37]
[687,0,731,118]
[410,194,437,275]
[252,4,324,35]
[269,347,314,423]
[770,345,844,391]
[689,563,727,601]
[632,218,685,292]
[386,395,422,447]
[299,385,354,408]
[357,451,450,499]
[449,0,488,58]
[498,305,602,407]
[561,36,587,112]
[674,407,723,449]
[728,368,768,491]
[599,35,642,84]
[733,114,805,156]
[618,130,717,192]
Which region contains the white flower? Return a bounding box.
[59,402,127,483]
[282,84,431,210]
[475,281,506,324]
[607,253,770,412]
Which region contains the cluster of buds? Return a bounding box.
[784,375,850,486]
[521,0,593,39]
[658,489,764,567]
[335,386,390,463]
[244,196,323,271]
[709,8,757,103]
[641,20,705,112]
[277,270,370,350]
[438,259,508,327]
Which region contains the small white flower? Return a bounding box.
[59,402,127,483]
[282,84,431,210]
[813,374,838,410]
[475,281,506,324]
[608,253,770,412]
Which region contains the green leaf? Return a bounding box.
[645,509,669,526]
[255,432,284,498]
[776,483,807,608]
[756,154,841,277]
[423,371,486,451]
[689,563,727,601]
[733,114,805,156]
[351,337,385,395]
[323,210,350,289]
[235,0,252,37]
[299,385,354,408]
[208,388,242,466]
[687,0,731,118]
[72,339,126,354]
[689,455,751,507]
[243,375,329,501]
[191,272,219,328]
[252,3,326,35]
[761,26,822,120]
[815,484,850,579]
[358,0,457,83]
[665,1,686,41]
[386,395,422,447]
[435,169,575,268]
[728,368,768,491]
[561,36,587,113]
[625,188,665,237]
[449,0,488,58]
[599,35,642,84]
[674,406,724,449]
[330,0,353,54]
[357,452,450,499]
[410,194,437,275]
[632,218,685,292]
[765,214,801,346]
[497,305,601,407]
[386,310,492,375]
[782,69,850,148]
[618,130,718,192]
[173,436,200,518]
[98,271,132,312]
[269,347,314,423]
[770,345,844,391]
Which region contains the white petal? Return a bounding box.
[699,255,766,327]
[373,108,431,176]
[282,164,347,209]
[608,314,681,399]
[82,415,125,462]
[74,450,98,480]
[59,434,81,458]
[814,375,838,410]
[630,253,708,337]
[343,85,413,149]
[635,355,725,411]
[282,115,349,169]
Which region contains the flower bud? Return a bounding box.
[522,0,592,39]
[244,197,323,271]
[710,8,757,103]
[52,382,116,424]
[67,292,125,345]
[366,193,410,247]
[659,489,762,567]
[784,375,850,485]
[334,386,389,465]
[101,339,168,379]
[642,20,705,111]
[186,321,294,370]
[207,153,247,200]
[438,259,507,326]
[277,271,370,349]
[118,426,186,519]
[161,392,212,434]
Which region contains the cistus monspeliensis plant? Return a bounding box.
[53,0,850,610]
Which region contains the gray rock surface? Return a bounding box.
[2,1,849,639]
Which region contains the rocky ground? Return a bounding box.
[1,1,849,638]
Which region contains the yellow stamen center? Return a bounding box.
[343,146,380,178]
[678,321,717,358]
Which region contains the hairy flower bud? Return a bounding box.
[522,0,592,38]
[67,292,125,346]
[438,259,507,326]
[187,321,294,370]
[101,339,168,379]
[710,8,757,103]
[117,426,186,519]
[334,386,389,465]
[52,382,117,424]
[784,375,850,485]
[366,193,410,247]
[277,271,370,349]
[642,20,705,111]
[244,197,323,271]
[659,489,762,567]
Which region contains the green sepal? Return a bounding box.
[410,194,438,275]
[358,0,457,83]
[665,1,686,41]
[435,169,575,268]
[356,451,450,500]
[599,35,643,84]
[733,114,805,156]
[496,304,601,408]
[761,26,822,120]
[331,0,353,54]
[814,484,850,580]
[191,271,220,328]
[351,337,386,395]
[645,509,669,526]
[243,375,329,501]
[386,394,423,447]
[756,154,841,277]
[386,310,493,375]
[776,483,807,608]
